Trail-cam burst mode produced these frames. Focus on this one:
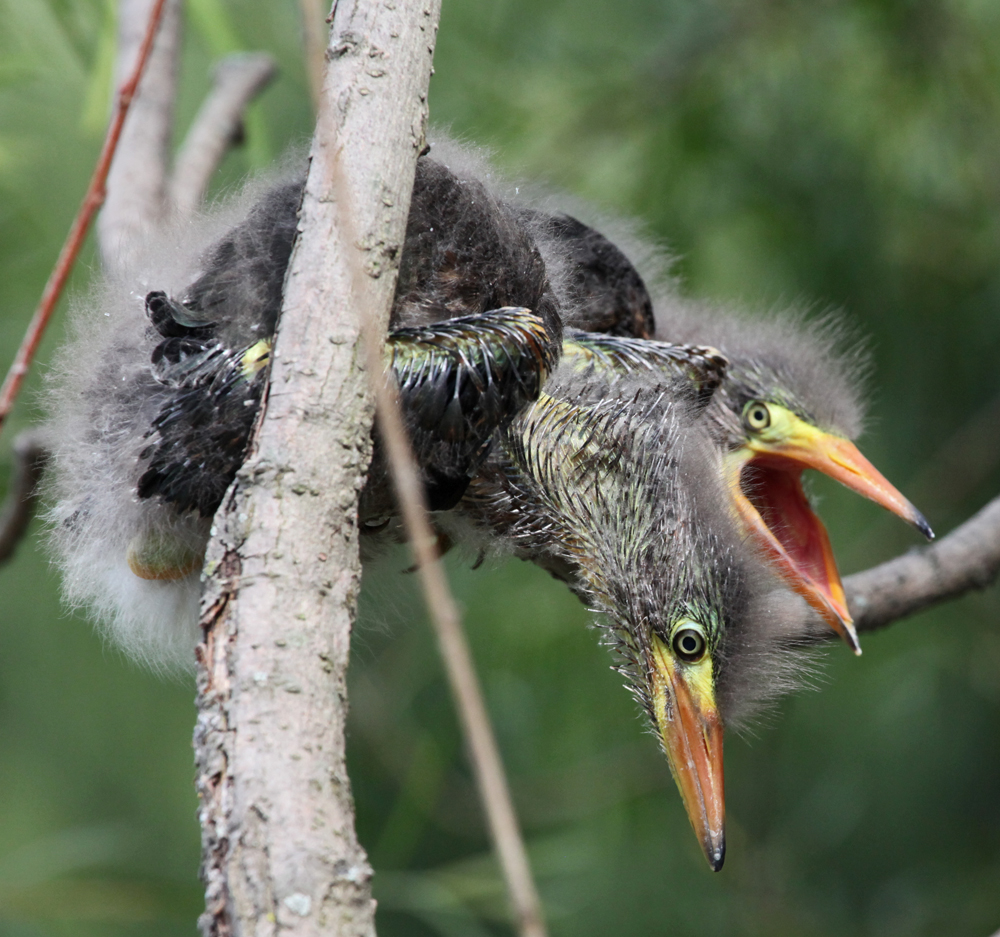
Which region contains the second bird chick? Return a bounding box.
[460,329,821,869]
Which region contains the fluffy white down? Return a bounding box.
[43,167,302,673]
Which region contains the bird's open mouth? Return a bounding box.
[733,455,856,650]
[728,426,931,654]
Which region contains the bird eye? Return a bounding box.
[672,627,707,663]
[743,400,771,431]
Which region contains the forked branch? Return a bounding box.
[169,52,277,218]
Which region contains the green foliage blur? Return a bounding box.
[0,0,998,934]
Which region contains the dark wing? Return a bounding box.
[373,306,558,513]
[525,210,655,339]
[138,301,557,519]
[562,330,728,408]
[136,305,270,517]
[135,158,566,520]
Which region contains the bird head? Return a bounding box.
[575,417,813,873]
[652,302,931,654]
[716,360,931,654]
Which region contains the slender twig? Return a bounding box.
[366,340,548,937]
[846,492,1000,632]
[169,52,277,219]
[298,0,327,113]
[0,0,169,437]
[325,155,548,937]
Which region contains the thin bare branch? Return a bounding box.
[329,151,549,937]
[98,0,182,268]
[193,2,439,933]
[0,0,171,437]
[0,432,48,564]
[369,351,549,937]
[846,493,1000,632]
[169,52,277,219]
[299,0,328,113]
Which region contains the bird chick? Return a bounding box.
[44,147,825,867]
[461,332,820,869]
[650,295,932,653]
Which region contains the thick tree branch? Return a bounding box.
[193,2,439,934]
[169,53,277,219]
[846,493,1000,632]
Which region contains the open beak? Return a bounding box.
[650,636,725,871]
[728,456,861,652]
[727,419,932,655]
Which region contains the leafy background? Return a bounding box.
[0,0,999,934]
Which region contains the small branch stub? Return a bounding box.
[169,52,277,219]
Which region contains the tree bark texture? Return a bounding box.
[193,2,440,935]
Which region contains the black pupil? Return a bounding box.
[752,407,766,423]
[675,630,703,659]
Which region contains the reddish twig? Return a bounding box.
[0,0,169,436]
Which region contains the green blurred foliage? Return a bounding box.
[0,0,998,934]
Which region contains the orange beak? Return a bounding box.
[752,427,933,541]
[650,635,725,870]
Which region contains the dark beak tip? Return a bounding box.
[703,834,726,872]
[708,842,725,872]
[841,626,862,656]
[915,514,935,541]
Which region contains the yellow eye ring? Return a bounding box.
[743,400,771,431]
[672,626,707,663]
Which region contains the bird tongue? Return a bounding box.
[737,460,860,653]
